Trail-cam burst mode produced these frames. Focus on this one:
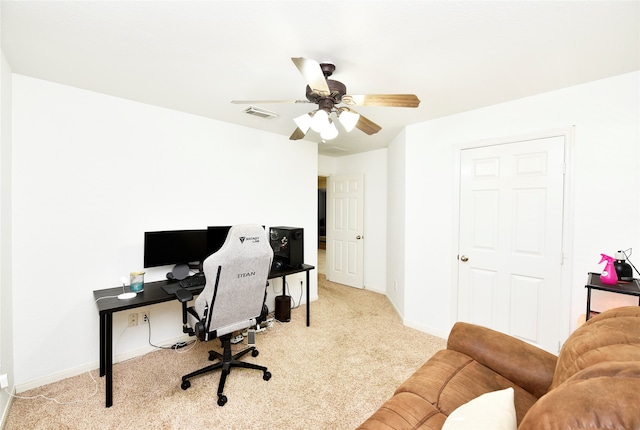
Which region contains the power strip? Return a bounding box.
[259,318,274,331]
[230,334,244,344]
[252,318,274,334]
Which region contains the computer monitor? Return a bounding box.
[143,229,208,269]
[206,226,232,256]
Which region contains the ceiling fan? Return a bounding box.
[231,57,420,141]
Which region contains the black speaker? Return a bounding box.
[269,226,304,269]
[275,295,291,322]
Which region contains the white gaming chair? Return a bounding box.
[175,224,273,406]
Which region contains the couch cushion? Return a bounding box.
[519,361,640,430]
[394,350,538,426]
[355,391,446,430]
[442,387,516,430]
[551,306,640,390]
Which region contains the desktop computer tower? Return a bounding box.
[269,226,304,269]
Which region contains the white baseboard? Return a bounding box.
[403,318,450,340]
[15,334,192,394]
[0,388,15,430]
[384,295,449,340]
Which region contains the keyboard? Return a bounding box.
[179,275,206,290]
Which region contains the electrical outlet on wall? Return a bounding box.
[128,313,138,327]
[139,309,149,325]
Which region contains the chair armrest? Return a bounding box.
[174,287,196,336]
[447,322,557,398]
[174,287,193,303]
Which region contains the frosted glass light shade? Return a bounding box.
[310,109,329,132]
[338,110,360,132]
[293,113,312,133]
[320,121,339,140]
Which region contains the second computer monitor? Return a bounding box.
[143,229,208,269]
[206,226,231,257]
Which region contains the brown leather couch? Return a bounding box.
[357,306,640,430]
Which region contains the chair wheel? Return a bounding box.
[252,349,259,357]
[181,380,191,390]
[263,371,272,381]
[217,395,227,406]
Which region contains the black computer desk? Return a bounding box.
[93,264,314,407]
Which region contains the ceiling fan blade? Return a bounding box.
[342,94,420,108]
[291,57,330,96]
[231,99,310,104]
[289,127,307,140]
[351,111,382,135]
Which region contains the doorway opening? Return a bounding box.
[318,176,327,275]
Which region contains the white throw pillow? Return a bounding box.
[442,387,517,430]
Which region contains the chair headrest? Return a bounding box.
[204,224,273,265]
[216,225,271,256]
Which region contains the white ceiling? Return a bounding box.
[2,1,638,156]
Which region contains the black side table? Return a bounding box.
[585,272,640,320]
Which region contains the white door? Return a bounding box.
[457,135,565,353]
[327,174,364,288]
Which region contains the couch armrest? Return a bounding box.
[447,322,557,398]
[518,361,640,430]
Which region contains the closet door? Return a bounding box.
[457,135,565,353]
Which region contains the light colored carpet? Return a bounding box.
[317,248,326,275]
[5,275,446,429]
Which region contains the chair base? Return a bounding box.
[180,333,271,406]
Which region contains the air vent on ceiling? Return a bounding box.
[325,146,349,153]
[243,106,279,119]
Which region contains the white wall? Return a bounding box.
[394,71,639,339]
[386,130,407,315]
[11,75,318,389]
[333,149,388,293]
[0,50,15,422]
[318,155,335,177]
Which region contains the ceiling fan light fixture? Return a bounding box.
[338,110,360,132]
[320,120,339,140]
[310,109,329,133]
[293,112,312,133]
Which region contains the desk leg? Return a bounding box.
[99,314,105,377]
[306,270,310,327]
[105,312,113,407]
[585,288,592,321]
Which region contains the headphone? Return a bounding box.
[166,263,190,281]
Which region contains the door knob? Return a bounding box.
[460,255,469,262]
[356,235,362,240]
